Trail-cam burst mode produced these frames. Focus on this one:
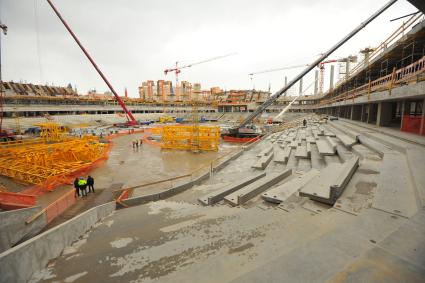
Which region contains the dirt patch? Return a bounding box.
[355,181,377,195]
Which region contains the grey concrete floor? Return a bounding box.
[29,119,425,283]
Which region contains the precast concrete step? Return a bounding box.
[224,169,292,206]
[306,142,311,158]
[357,136,392,158]
[274,147,291,164]
[262,169,319,204]
[252,152,274,170]
[336,134,357,148]
[316,139,336,156]
[326,136,338,151]
[198,172,266,205]
[372,153,418,218]
[330,156,359,204]
[299,163,341,204]
[257,146,273,157]
[306,136,316,144]
[324,131,336,137]
[289,141,298,149]
[295,145,309,159]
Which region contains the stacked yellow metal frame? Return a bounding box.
[35,122,68,142]
[161,125,220,152]
[0,123,107,185]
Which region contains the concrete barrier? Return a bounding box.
[0,206,46,253]
[0,201,115,283]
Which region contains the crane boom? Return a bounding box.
[248,64,308,76]
[164,53,236,74]
[231,0,397,133]
[45,0,137,126]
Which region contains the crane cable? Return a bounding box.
[34,0,44,84]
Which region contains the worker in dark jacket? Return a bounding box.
[87,175,95,193]
[74,177,80,198]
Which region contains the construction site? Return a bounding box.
[0,0,425,282]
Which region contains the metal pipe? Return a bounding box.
[45,0,137,124]
[234,0,397,131]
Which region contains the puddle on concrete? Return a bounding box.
[355,181,377,195]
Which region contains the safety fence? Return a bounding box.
[0,192,36,210]
[25,189,77,225]
[401,115,425,135]
[320,56,425,106]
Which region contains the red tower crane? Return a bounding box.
[164,53,235,87]
[318,59,338,94]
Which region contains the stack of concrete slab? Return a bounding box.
[316,139,336,156]
[262,169,319,203]
[252,152,274,170]
[299,157,359,205]
[224,169,292,206]
[198,173,266,205]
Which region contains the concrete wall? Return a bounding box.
[0,206,46,253]
[0,202,115,283]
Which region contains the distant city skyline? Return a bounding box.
[0,0,419,97]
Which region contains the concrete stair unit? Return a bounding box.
[262,169,319,204]
[316,139,336,156]
[198,172,266,205]
[295,145,309,159]
[252,152,274,170]
[224,169,292,206]
[274,147,291,164]
[299,157,359,205]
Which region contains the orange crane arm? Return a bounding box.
[164,53,236,75]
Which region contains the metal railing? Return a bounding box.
[321,55,425,105]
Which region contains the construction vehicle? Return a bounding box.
[223,0,397,141]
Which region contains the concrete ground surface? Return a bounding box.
[28,118,425,283]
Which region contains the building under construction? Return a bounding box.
[1,1,425,283]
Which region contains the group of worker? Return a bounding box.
[74,176,95,198]
[132,139,143,149]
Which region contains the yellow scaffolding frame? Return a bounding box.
[161,125,220,152]
[0,136,107,185]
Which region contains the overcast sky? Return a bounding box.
[0,0,419,97]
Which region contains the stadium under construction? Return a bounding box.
[1,0,425,283]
